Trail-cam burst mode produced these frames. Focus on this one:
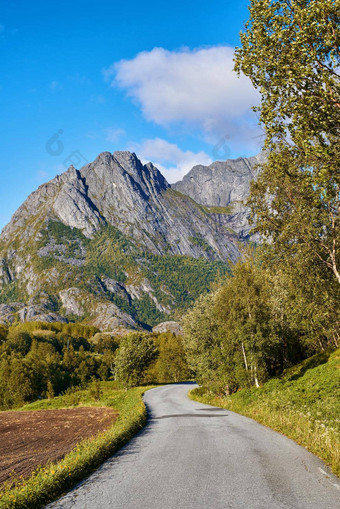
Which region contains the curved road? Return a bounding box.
[48,383,339,509]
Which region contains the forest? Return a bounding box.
[0,322,189,410]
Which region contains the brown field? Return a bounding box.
[0,407,118,486]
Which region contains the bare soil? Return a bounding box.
[0,406,118,486]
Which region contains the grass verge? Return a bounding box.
[189,348,340,477]
[0,382,154,508]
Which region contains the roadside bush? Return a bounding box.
[114,332,157,388]
[145,332,190,383]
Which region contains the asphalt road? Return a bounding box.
[48,383,340,509]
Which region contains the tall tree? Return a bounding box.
[234,0,340,285]
[214,252,284,388]
[182,292,223,386]
[146,333,190,383]
[114,332,157,388]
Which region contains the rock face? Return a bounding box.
[0,150,263,330]
[173,153,266,239]
[152,321,183,336]
[0,295,67,325]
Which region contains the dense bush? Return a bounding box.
[145,333,191,383]
[114,332,158,388]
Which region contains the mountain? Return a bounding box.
[173,152,266,239]
[0,151,262,331]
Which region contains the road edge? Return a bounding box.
[188,388,340,480]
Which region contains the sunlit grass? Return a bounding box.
[0,382,155,508]
[190,349,340,477]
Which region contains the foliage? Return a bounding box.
[234,0,340,286]
[0,318,193,409]
[235,0,339,152]
[182,292,223,386]
[213,250,303,388]
[181,246,336,393]
[0,322,115,409]
[188,235,213,253]
[145,333,191,383]
[46,220,88,245]
[84,224,132,283]
[90,333,119,353]
[130,294,166,328]
[143,252,228,313]
[190,348,340,476]
[0,282,21,305]
[114,332,158,388]
[89,377,103,401]
[0,325,7,342]
[204,205,233,214]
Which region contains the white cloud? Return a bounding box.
[105,46,261,150]
[131,138,212,183]
[105,127,126,142]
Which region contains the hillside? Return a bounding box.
[190,349,340,476]
[0,151,262,330]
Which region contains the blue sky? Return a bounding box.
[0,0,262,230]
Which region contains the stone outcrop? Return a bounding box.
[0,298,67,325]
[1,151,243,262]
[152,321,183,336]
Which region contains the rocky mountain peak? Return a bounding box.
[60,164,79,182]
[172,152,266,239]
[94,151,113,164]
[112,150,143,172]
[0,149,265,331]
[174,152,266,208]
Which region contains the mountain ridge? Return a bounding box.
[0,150,263,330]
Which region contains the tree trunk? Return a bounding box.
[253,365,260,388]
[241,342,249,371]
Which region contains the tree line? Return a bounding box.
[0,321,190,409]
[181,246,339,395]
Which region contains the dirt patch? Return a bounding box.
[0,406,118,486]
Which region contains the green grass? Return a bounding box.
[204,205,233,214]
[0,382,155,509]
[190,348,340,477]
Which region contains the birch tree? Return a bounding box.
[234,0,340,284]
